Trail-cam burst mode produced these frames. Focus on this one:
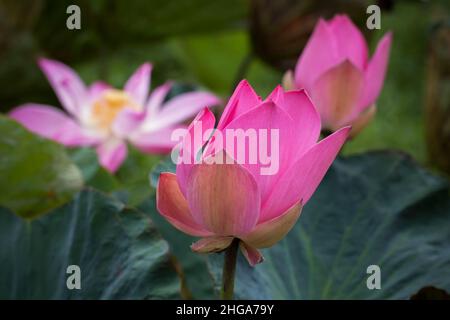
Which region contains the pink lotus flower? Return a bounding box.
[9,59,220,172]
[156,80,350,266]
[285,14,392,137]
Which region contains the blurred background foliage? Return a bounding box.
[0,0,449,171]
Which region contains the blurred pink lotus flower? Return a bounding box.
[285,14,392,137]
[156,80,350,266]
[9,59,220,172]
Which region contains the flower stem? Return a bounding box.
[221,238,240,300]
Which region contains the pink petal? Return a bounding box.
[88,81,111,101]
[265,85,287,106]
[294,19,340,90]
[359,32,393,110]
[329,14,369,70]
[9,103,100,146]
[146,82,172,116]
[217,80,262,129]
[191,236,233,253]
[157,172,212,237]
[130,126,184,154]
[38,58,88,117]
[277,89,321,158]
[186,150,261,237]
[242,201,302,248]
[124,63,152,107]
[143,91,220,132]
[310,60,364,130]
[112,109,145,139]
[176,107,216,195]
[261,127,350,221]
[239,242,264,266]
[96,139,128,173]
[214,101,299,203]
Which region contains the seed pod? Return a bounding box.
[249,0,374,71]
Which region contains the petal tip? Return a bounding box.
[385,31,394,40]
[382,31,394,48]
[334,125,352,139]
[139,62,153,76]
[156,172,175,194]
[37,57,52,67]
[37,57,64,73]
[238,79,250,87]
[240,243,264,267]
[142,62,153,70]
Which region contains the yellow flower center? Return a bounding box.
[91,89,140,131]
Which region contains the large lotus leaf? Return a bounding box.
[0,189,181,299]
[0,116,83,219]
[203,152,450,299]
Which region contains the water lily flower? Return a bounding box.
[284,14,392,137]
[156,80,350,266]
[9,59,220,172]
